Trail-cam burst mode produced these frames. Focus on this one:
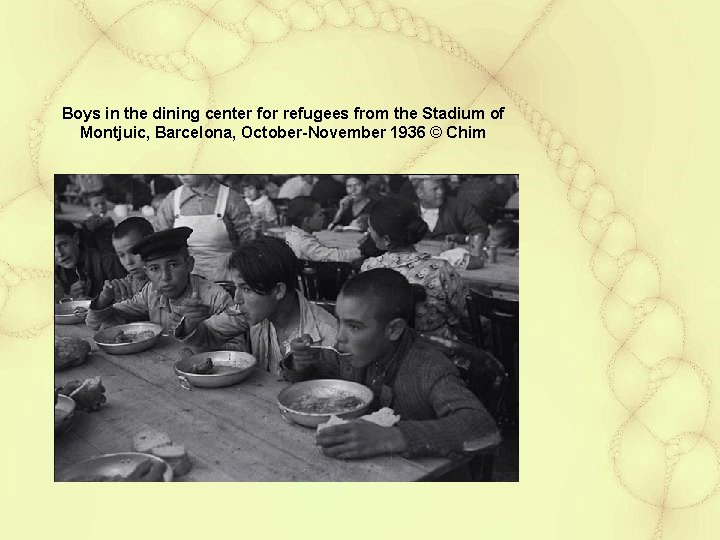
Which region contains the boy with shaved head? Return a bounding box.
[286,268,499,463]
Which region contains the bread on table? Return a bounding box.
[132,429,172,453]
[54,337,91,371]
[132,429,193,477]
[151,444,192,477]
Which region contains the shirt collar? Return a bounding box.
[183,182,219,202]
[147,274,198,310]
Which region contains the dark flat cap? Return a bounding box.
[131,226,193,260]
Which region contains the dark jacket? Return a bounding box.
[55,247,126,299]
[285,330,499,458]
[310,177,347,207]
[423,197,488,240]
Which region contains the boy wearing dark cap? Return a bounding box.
[54,220,126,301]
[86,227,247,351]
[287,268,499,462]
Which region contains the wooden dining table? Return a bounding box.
[267,227,519,293]
[54,324,472,481]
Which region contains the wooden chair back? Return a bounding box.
[298,260,357,302]
[420,333,508,481]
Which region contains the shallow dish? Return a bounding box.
[58,452,173,482]
[54,299,91,325]
[174,351,257,389]
[93,322,163,354]
[54,395,76,435]
[276,379,373,428]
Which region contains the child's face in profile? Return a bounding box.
[303,205,325,232]
[243,185,260,201]
[335,293,394,369]
[88,195,107,216]
[231,270,280,326]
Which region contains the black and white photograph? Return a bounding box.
[53,174,519,482]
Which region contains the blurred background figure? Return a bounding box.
[410,175,488,241]
[387,174,418,202]
[154,174,255,281]
[81,190,115,253]
[310,174,347,208]
[457,174,514,224]
[328,175,373,231]
[284,196,362,262]
[241,175,277,229]
[277,174,316,200]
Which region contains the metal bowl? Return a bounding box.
[93,322,163,355]
[58,452,173,482]
[54,299,91,325]
[276,379,373,428]
[174,351,257,389]
[54,395,76,435]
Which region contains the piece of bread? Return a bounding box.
[316,414,349,433]
[69,376,106,411]
[54,337,91,371]
[361,407,401,427]
[151,444,192,477]
[316,408,401,433]
[133,429,172,453]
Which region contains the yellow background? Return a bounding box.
[1,1,719,538]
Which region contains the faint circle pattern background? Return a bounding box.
[5,1,717,538]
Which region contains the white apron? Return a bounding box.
[173,184,233,281]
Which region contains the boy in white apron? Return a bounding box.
[154,175,255,282]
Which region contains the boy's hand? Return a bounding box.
[316,421,407,459]
[338,195,353,209]
[69,279,90,299]
[289,334,317,371]
[178,291,211,335]
[94,282,116,309]
[105,277,135,302]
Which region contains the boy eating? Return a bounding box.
[86,227,246,351]
[227,236,338,375]
[287,268,499,461]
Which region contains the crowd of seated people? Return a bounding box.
[54,173,518,469]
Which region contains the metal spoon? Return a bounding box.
[308,344,351,356]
